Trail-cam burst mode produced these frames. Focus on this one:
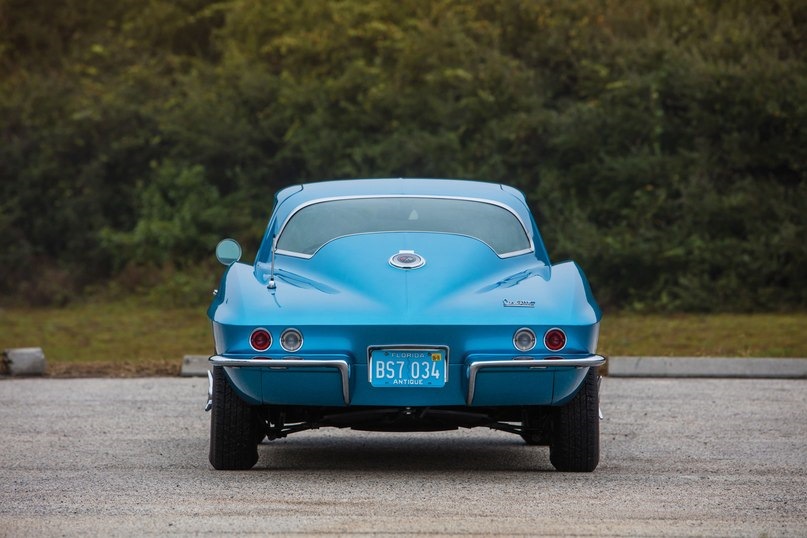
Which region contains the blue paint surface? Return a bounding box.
[209,179,601,407]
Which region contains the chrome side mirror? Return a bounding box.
[215,238,242,266]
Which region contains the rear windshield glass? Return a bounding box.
[276,197,531,256]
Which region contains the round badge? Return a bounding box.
[389,251,425,269]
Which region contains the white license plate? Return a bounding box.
[370,348,447,388]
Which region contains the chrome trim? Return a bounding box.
[389,250,426,270]
[279,328,304,352]
[367,345,450,384]
[543,327,567,352]
[466,355,606,405]
[503,299,536,308]
[513,327,537,352]
[249,327,273,352]
[598,375,604,420]
[209,356,350,404]
[273,195,535,260]
[267,235,278,290]
[204,369,213,412]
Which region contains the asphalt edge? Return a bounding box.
[607,356,807,378]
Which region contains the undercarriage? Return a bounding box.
[257,405,553,445]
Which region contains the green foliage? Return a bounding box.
[100,161,227,267]
[1,0,805,311]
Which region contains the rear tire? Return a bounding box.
[209,366,261,470]
[549,368,600,472]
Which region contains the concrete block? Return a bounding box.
[180,355,211,377]
[3,348,47,376]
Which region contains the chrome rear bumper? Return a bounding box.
[208,354,606,408]
[466,355,607,405]
[209,356,351,404]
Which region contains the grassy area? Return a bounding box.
[599,313,807,358]
[0,302,212,377]
[1,303,805,377]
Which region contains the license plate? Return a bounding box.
[370,348,447,388]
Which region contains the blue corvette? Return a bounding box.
[207,178,605,471]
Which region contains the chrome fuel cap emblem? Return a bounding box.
[389,250,425,269]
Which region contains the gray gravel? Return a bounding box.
[0,376,805,537]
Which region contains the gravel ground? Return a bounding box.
[0,376,805,537]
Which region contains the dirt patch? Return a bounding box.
[45,359,180,378]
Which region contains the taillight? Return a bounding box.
[544,328,566,351]
[250,328,272,351]
[280,328,303,352]
[513,328,537,352]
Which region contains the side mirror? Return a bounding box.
[215,239,242,266]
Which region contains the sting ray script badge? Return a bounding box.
[503,299,536,308]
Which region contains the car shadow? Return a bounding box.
[253,432,555,473]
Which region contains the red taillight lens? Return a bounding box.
[250,328,272,351]
[544,328,566,351]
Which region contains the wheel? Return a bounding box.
[549,367,600,472]
[520,407,551,446]
[209,366,261,470]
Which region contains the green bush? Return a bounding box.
[1,0,805,311]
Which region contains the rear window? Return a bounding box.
[276,197,532,256]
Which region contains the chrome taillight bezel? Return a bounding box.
[513,328,537,352]
[543,328,567,352]
[280,328,304,352]
[249,328,272,352]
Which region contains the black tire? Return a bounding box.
[549,367,600,472]
[209,366,261,470]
